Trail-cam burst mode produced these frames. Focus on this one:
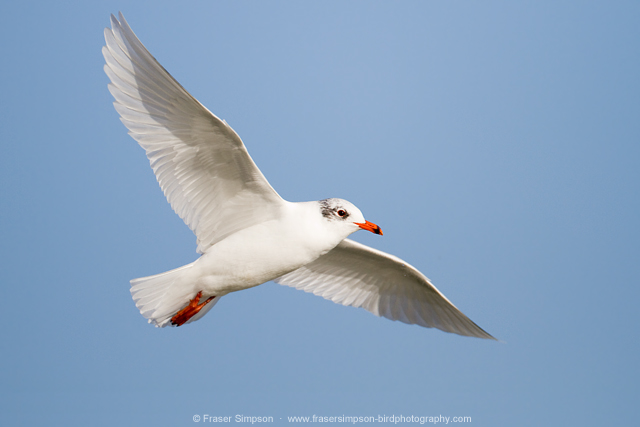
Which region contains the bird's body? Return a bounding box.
[103,12,495,339]
[184,200,362,296]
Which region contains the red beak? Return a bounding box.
[355,220,383,235]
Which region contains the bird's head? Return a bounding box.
[318,198,383,237]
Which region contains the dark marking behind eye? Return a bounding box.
[319,199,333,219]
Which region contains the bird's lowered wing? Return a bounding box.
[103,13,285,253]
[275,238,495,339]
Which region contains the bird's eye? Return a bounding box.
[337,209,347,217]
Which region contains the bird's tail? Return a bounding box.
[130,262,220,328]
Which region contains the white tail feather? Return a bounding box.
[130,261,220,327]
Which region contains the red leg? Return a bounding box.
[170,291,215,326]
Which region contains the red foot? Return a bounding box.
[171,291,215,326]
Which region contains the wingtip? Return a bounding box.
[465,324,498,341]
[109,12,130,33]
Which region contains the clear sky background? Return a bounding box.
[1,1,638,426]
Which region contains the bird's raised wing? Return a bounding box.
[103,13,285,253]
[275,239,495,339]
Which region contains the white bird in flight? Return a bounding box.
[103,12,494,339]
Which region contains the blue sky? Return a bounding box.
[1,1,638,426]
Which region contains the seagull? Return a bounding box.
[103,12,494,339]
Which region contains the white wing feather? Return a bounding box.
[275,239,495,339]
[103,13,285,253]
